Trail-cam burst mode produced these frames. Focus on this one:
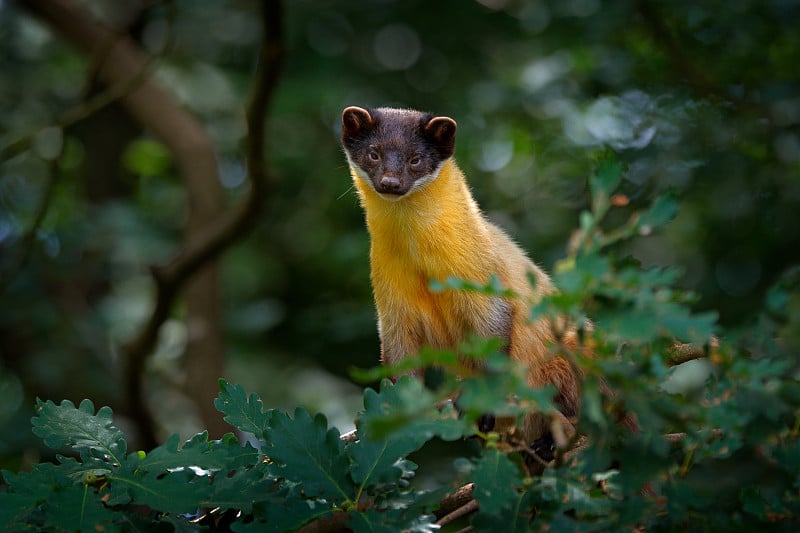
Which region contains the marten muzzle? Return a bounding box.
[378,174,405,195]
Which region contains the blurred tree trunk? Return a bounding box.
[19,0,231,444]
[79,102,137,204]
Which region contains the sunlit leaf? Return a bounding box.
[31,399,126,465]
[123,138,172,176]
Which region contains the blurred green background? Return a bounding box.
[1,0,798,469]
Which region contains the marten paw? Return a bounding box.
[477,413,496,433]
[529,433,556,463]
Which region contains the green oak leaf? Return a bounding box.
[200,462,275,513]
[134,431,259,474]
[264,407,354,500]
[107,466,210,515]
[236,497,336,533]
[356,377,471,443]
[214,380,271,443]
[42,483,119,533]
[31,398,126,466]
[471,489,535,532]
[471,449,523,516]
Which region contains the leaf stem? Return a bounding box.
[679,446,694,477]
[81,481,89,527]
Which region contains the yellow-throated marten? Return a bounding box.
[341,106,583,442]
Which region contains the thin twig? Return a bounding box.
[435,483,475,519]
[295,511,350,533]
[436,499,479,528]
[633,0,717,97]
[666,338,718,367]
[0,154,61,291]
[340,429,359,443]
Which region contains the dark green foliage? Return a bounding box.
[2,156,798,531]
[264,408,353,500]
[471,449,523,515]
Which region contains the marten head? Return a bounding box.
[341,106,457,200]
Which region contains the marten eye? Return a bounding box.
[368,149,380,162]
[409,156,421,166]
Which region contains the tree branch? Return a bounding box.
[667,337,718,366]
[3,2,175,164]
[19,0,285,447]
[434,483,476,519]
[632,0,717,96]
[295,511,350,533]
[436,499,479,528]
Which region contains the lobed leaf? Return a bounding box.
[107,467,210,515]
[348,380,446,489]
[264,407,354,500]
[356,377,471,443]
[470,489,536,532]
[471,449,524,516]
[214,380,271,443]
[43,484,119,532]
[1,458,118,532]
[31,399,126,465]
[133,431,259,474]
[199,463,275,514]
[108,432,265,514]
[237,493,337,533]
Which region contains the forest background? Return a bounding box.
[1,0,799,469]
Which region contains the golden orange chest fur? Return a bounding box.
[352,160,504,355]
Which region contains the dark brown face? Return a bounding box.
[341,106,457,198]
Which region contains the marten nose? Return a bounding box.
[379,175,402,192]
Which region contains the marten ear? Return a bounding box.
[424,116,457,158]
[342,106,375,139]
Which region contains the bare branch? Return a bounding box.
[667,337,718,366]
[435,483,476,519]
[665,429,724,445]
[633,0,717,97]
[295,511,350,533]
[340,429,359,443]
[436,499,479,528]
